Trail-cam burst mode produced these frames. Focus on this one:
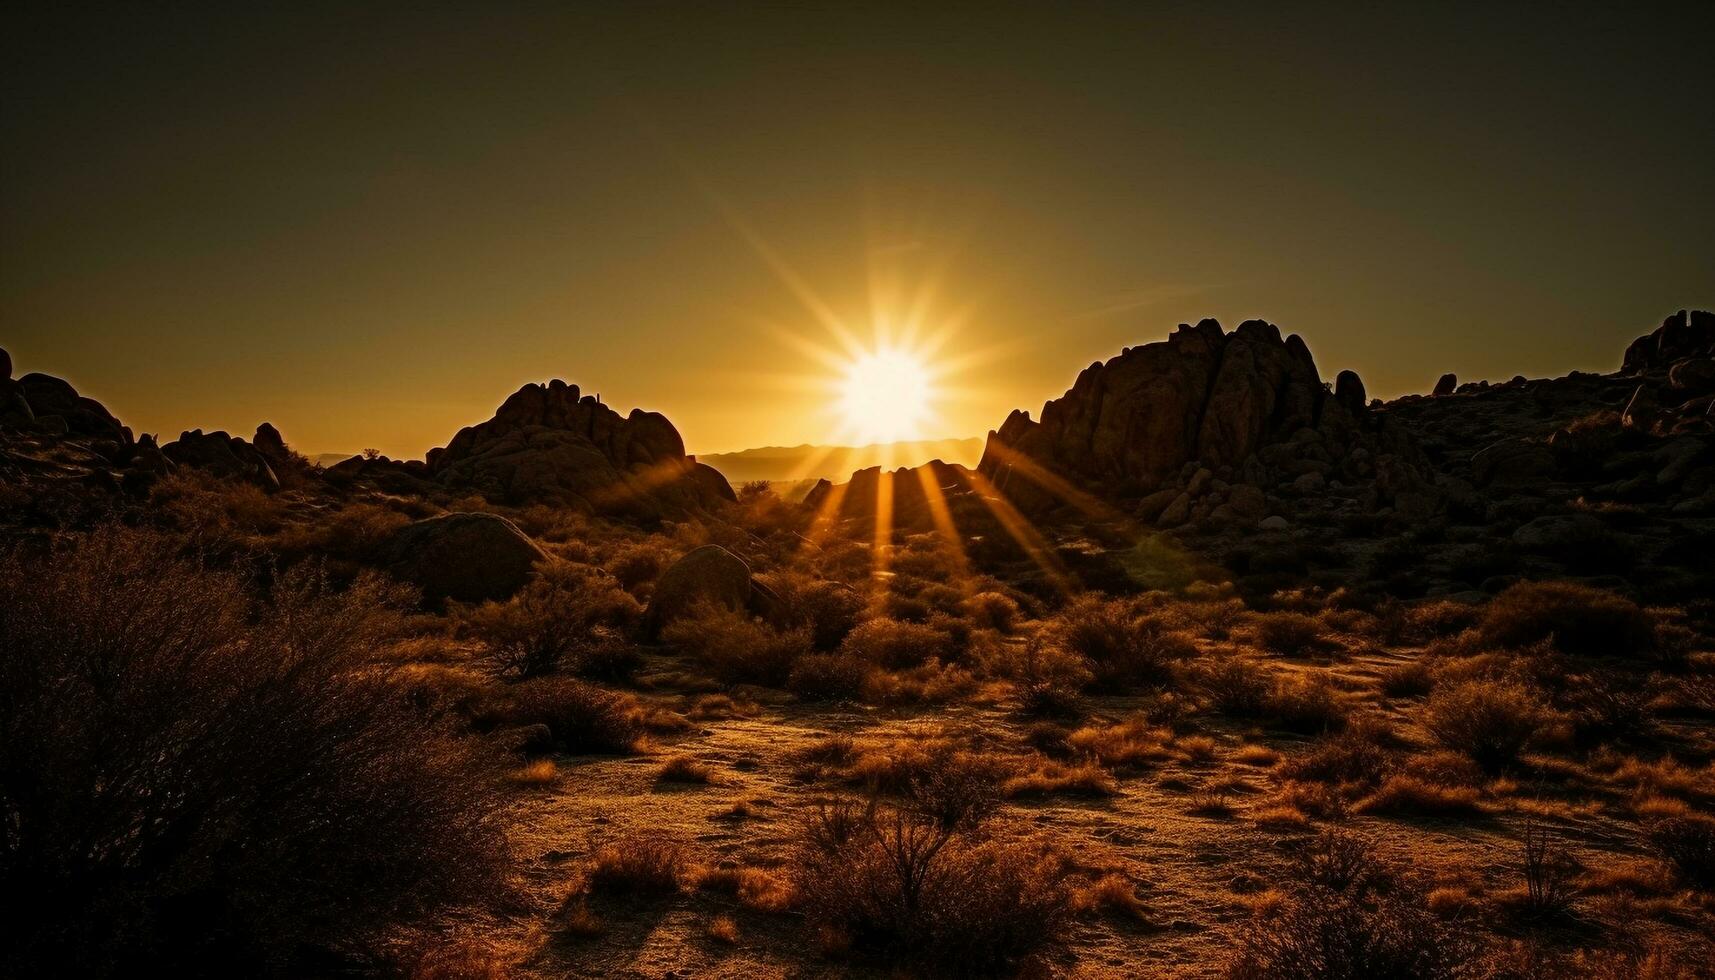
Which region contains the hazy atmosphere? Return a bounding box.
[6,2,1711,456]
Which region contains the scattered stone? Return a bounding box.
[384,512,548,603]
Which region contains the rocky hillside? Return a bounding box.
[0,362,732,527]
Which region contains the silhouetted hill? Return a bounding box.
[700,437,982,484]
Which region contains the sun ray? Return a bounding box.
[913,463,970,579]
[963,467,1075,595]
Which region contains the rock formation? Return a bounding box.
[1622,309,1715,373]
[423,380,735,518]
[975,318,1430,525]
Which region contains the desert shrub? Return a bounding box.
[1353,775,1483,817]
[989,636,1092,715]
[607,544,666,591]
[0,528,507,975]
[787,652,873,701]
[902,750,1005,831]
[961,591,1022,633]
[1291,829,1385,896]
[794,800,1072,975]
[587,837,687,896]
[661,600,812,686]
[1267,673,1348,734]
[1279,719,1398,788]
[1478,581,1655,659]
[1050,596,1197,691]
[1422,678,1558,771]
[499,677,645,753]
[759,571,866,649]
[840,617,954,669]
[1645,815,1715,889]
[1559,671,1654,746]
[460,563,642,679]
[1225,885,1469,980]
[861,661,979,706]
[1380,658,1436,698]
[1194,654,1274,716]
[1254,611,1325,657]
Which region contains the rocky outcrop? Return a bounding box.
[1623,309,1715,373]
[1,369,131,448]
[802,459,981,525]
[425,380,735,518]
[384,512,547,603]
[976,318,1428,523]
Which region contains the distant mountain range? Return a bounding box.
[698,437,984,484]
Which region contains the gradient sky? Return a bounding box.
[5,2,1712,457]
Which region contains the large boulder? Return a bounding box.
[644,544,756,638]
[5,372,130,447]
[426,379,735,518]
[384,512,548,603]
[162,427,282,490]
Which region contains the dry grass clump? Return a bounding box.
[1003,760,1117,798]
[1422,677,1560,771]
[793,798,1073,975]
[508,759,560,786]
[706,913,741,945]
[658,755,718,784]
[1071,872,1153,922]
[1266,673,1349,734]
[1278,718,1398,789]
[0,527,508,975]
[1353,775,1484,818]
[1064,716,1174,768]
[587,837,688,896]
[861,661,980,706]
[696,865,796,912]
[1477,581,1656,660]
[497,677,647,754]
[661,599,812,686]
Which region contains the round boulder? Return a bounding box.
[645,544,753,638]
[385,512,547,603]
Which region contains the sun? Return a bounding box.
[838,347,933,443]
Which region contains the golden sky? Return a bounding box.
[4,4,1712,457]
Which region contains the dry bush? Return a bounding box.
[661,600,812,686]
[1290,829,1384,896]
[1048,595,1198,691]
[1225,885,1469,980]
[861,661,979,706]
[1422,678,1557,771]
[1381,658,1437,698]
[1560,670,1655,746]
[459,562,641,679]
[758,571,866,649]
[1066,717,1173,769]
[787,652,873,701]
[961,591,1022,633]
[1267,673,1349,734]
[1072,873,1152,921]
[1644,815,1715,889]
[587,837,687,896]
[794,799,1072,975]
[1279,718,1398,789]
[1516,819,1580,921]
[839,617,955,669]
[1253,611,1326,657]
[1193,654,1274,716]
[1478,581,1656,660]
[497,677,646,754]
[994,636,1093,715]
[0,528,507,975]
